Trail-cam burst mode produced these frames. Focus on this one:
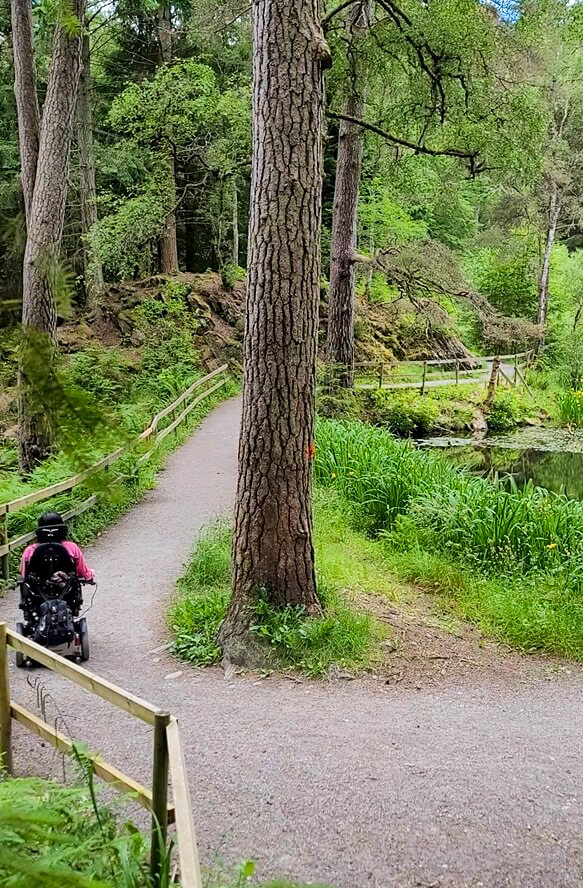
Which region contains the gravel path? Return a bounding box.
[2,396,583,888]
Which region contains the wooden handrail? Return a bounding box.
[7,629,164,724]
[10,702,175,822]
[0,623,201,885]
[167,717,203,888]
[1,365,228,517]
[353,352,530,369]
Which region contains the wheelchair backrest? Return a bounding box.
[25,542,76,583]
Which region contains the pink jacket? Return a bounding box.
[20,541,95,581]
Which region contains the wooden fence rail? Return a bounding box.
[0,365,229,579]
[349,351,533,393]
[0,623,203,888]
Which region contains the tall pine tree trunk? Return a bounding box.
[537,179,560,330]
[326,0,371,387]
[78,27,103,302]
[157,1,178,274]
[10,0,40,222]
[231,177,239,267]
[18,0,85,471]
[218,0,330,664]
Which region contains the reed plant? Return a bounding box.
[315,419,583,582]
[559,390,583,427]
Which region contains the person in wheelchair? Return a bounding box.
[21,512,94,581]
[17,512,94,661]
[20,512,94,617]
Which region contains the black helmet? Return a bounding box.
[36,511,68,543]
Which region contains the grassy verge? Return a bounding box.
[170,491,392,677]
[315,418,583,659]
[0,775,332,888]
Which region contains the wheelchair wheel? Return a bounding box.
[15,623,26,668]
[79,618,89,662]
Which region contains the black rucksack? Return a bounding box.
[34,599,75,647]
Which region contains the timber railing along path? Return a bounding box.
[351,351,534,393]
[0,622,203,888]
[0,364,229,580]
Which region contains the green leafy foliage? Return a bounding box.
[90,182,168,281]
[558,390,583,427]
[0,776,148,887]
[486,389,526,432]
[467,245,539,319]
[365,390,440,437]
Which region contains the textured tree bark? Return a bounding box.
[157,2,178,274]
[18,0,86,472]
[218,0,330,664]
[231,177,239,267]
[537,179,560,330]
[326,0,372,388]
[10,0,40,224]
[77,27,104,302]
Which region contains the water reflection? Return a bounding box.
[419,430,583,500]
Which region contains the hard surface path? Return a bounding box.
[2,397,582,888]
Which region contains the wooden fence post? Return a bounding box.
[421,361,428,395]
[0,623,13,774]
[513,353,518,386]
[150,711,171,886]
[1,514,9,582]
[455,360,459,386]
[379,364,384,389]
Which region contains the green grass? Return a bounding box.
[315,418,583,659]
[170,492,391,677]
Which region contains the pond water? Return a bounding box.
[419,427,583,500]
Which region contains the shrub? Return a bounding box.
[220,264,246,291]
[316,388,361,420]
[486,388,524,431]
[66,347,131,403]
[366,390,439,437]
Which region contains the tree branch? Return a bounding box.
[322,0,360,29]
[327,111,480,169]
